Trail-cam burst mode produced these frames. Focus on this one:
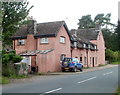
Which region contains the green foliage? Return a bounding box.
[78,15,95,29]
[115,20,120,51]
[105,49,119,62]
[78,13,115,29]
[12,55,22,63]
[1,1,33,47]
[111,61,120,64]
[2,50,22,77]
[9,75,30,79]
[0,76,10,84]
[115,87,120,95]
[102,28,118,51]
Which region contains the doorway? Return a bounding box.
[93,57,94,67]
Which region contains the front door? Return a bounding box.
[93,57,94,67]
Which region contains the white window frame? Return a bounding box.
[83,44,86,48]
[94,46,97,49]
[74,42,77,48]
[40,38,48,44]
[18,39,25,45]
[60,36,65,43]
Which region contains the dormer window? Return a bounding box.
[94,46,97,49]
[74,42,77,48]
[60,36,65,43]
[18,40,25,45]
[83,44,86,48]
[88,44,91,49]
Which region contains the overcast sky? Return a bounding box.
[28,0,119,29]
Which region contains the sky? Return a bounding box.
[28,0,119,29]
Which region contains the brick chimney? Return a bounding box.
[95,24,101,31]
[27,19,37,34]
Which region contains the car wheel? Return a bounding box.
[80,67,83,72]
[73,67,77,72]
[62,69,65,72]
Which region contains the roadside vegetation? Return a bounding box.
[0,76,10,84]
[0,1,33,84]
[115,87,120,95]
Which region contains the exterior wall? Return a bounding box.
[26,34,37,51]
[71,48,98,67]
[14,34,36,54]
[90,31,105,65]
[37,51,55,73]
[54,26,71,71]
[37,37,56,50]
[96,31,105,65]
[14,39,27,54]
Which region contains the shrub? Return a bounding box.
[105,49,120,62]
[2,50,22,77]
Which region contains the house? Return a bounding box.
[12,20,71,73]
[12,20,105,73]
[70,26,105,67]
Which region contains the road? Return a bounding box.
[2,66,118,94]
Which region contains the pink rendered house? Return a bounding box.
[70,26,105,67]
[12,20,105,73]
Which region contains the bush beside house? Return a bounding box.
[2,50,22,77]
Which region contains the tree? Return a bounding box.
[78,13,115,29]
[78,15,95,29]
[1,1,33,48]
[115,20,120,51]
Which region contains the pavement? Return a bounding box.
[47,64,118,75]
[2,64,118,94]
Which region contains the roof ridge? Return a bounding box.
[37,20,65,25]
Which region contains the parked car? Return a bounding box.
[61,57,83,72]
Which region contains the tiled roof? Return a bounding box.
[70,28,99,50]
[70,28,99,43]
[77,28,99,41]
[12,21,69,39]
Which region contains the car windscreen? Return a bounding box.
[63,58,72,63]
[72,58,79,63]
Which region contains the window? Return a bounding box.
[83,44,86,48]
[94,46,97,49]
[88,44,90,49]
[40,38,48,44]
[74,42,77,47]
[84,57,86,65]
[80,57,82,63]
[60,36,65,43]
[18,40,25,45]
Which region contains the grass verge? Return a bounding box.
[111,61,120,65]
[0,76,10,84]
[115,87,120,95]
[9,75,31,79]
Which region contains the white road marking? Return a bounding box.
[77,77,96,84]
[103,71,113,75]
[44,88,62,94]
